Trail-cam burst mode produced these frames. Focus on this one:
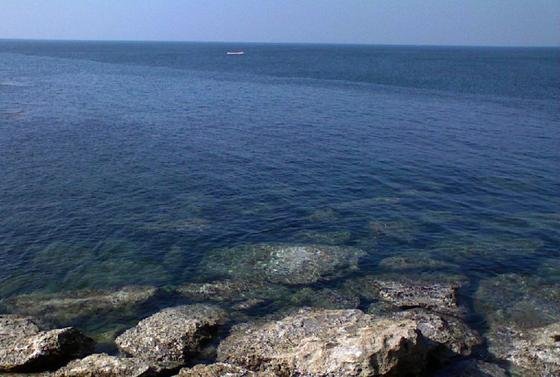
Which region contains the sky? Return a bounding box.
[1,0,559,46]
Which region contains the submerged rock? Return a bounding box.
[115,305,227,368]
[176,280,287,304]
[345,276,463,316]
[429,238,542,266]
[201,244,364,285]
[433,359,508,377]
[487,322,560,377]
[368,219,419,243]
[476,274,560,376]
[231,299,267,311]
[0,315,94,373]
[178,280,359,312]
[217,309,428,376]
[306,208,338,222]
[287,287,360,310]
[475,273,560,329]
[2,286,157,325]
[175,363,269,376]
[55,354,157,377]
[24,241,170,292]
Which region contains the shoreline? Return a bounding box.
[1,268,558,376]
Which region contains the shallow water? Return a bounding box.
[0,41,559,349]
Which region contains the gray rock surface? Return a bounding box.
[217,309,428,376]
[115,305,227,368]
[0,315,94,373]
[175,362,270,376]
[345,277,463,316]
[390,309,482,363]
[374,280,461,315]
[55,354,156,377]
[201,244,364,285]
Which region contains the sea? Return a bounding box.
[0,40,559,357]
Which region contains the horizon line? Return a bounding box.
[1,37,559,49]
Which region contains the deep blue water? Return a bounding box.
[0,41,559,315]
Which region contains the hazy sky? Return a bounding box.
[1,0,559,46]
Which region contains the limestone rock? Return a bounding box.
[115,305,227,368]
[217,309,428,376]
[0,315,94,373]
[390,309,482,363]
[345,277,462,316]
[374,280,461,315]
[201,244,364,285]
[175,362,269,376]
[55,354,156,377]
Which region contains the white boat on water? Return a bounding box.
[226,51,245,55]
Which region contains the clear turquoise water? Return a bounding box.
[0,41,559,331]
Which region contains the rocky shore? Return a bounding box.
[1,244,559,376]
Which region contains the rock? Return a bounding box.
[2,286,158,325]
[0,315,94,373]
[201,244,364,285]
[175,362,269,376]
[217,309,428,376]
[475,273,560,329]
[115,305,227,368]
[0,373,54,376]
[476,274,560,375]
[433,359,508,377]
[345,277,463,316]
[487,322,560,377]
[390,309,482,363]
[368,219,419,243]
[55,354,157,377]
[375,280,461,315]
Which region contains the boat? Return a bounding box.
[226,51,245,55]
